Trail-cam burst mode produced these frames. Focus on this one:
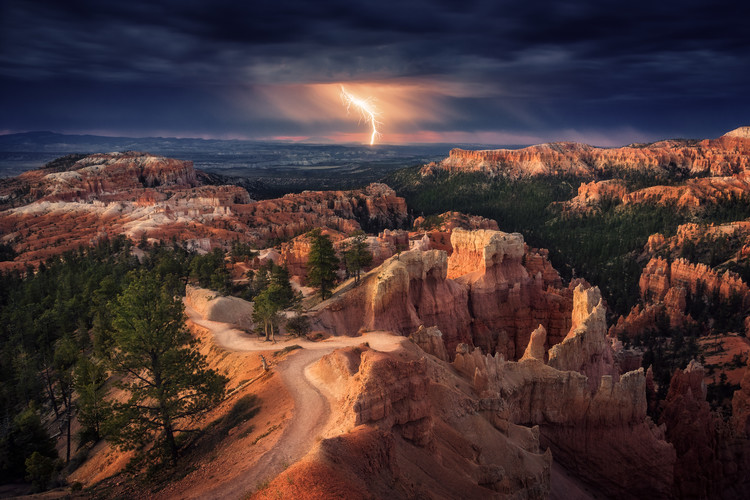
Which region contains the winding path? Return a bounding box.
[184,302,403,499]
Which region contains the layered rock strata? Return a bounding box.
[312,228,575,359]
[453,285,676,499]
[424,128,750,179]
[0,153,410,268]
[304,342,552,499]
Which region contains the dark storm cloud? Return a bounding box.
[1,0,749,142]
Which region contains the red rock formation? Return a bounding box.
[424,128,750,179]
[659,361,721,499]
[413,211,499,232]
[622,170,750,209]
[304,342,552,499]
[0,152,198,207]
[411,211,499,255]
[453,286,676,499]
[548,286,618,391]
[229,183,408,246]
[408,325,449,361]
[311,228,575,360]
[0,153,410,268]
[448,228,573,359]
[312,249,473,353]
[622,256,750,337]
[563,179,628,213]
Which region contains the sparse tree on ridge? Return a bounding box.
[107,269,227,465]
[306,229,339,300]
[342,231,373,284]
[251,264,298,342]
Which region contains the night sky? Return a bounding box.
[1,0,749,146]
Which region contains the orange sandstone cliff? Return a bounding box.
[424,128,750,179]
[311,228,575,359]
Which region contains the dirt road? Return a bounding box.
[184,302,403,499]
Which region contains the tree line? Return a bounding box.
[0,237,233,490]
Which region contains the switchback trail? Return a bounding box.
[184,302,403,499]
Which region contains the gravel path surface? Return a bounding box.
[184,300,403,499]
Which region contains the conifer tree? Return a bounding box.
[306,229,339,300]
[342,231,373,283]
[107,270,227,464]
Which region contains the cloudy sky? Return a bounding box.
[1,0,749,146]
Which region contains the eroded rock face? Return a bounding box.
[453,285,677,499]
[0,153,410,269]
[424,129,750,179]
[563,179,628,213]
[449,228,573,359]
[412,211,499,254]
[413,211,500,233]
[312,249,473,352]
[520,325,546,362]
[1,152,198,207]
[622,171,750,209]
[565,171,750,213]
[409,325,449,361]
[309,341,551,499]
[312,228,574,359]
[548,285,618,391]
[659,361,721,499]
[621,256,750,338]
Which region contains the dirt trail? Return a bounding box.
[184,301,403,499]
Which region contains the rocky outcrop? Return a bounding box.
[448,228,573,359]
[413,211,500,233]
[453,285,676,499]
[1,152,198,207]
[614,253,750,341]
[409,325,449,361]
[548,286,618,391]
[412,211,499,254]
[622,170,750,209]
[230,183,408,245]
[350,348,433,446]
[724,126,750,139]
[184,285,254,330]
[659,361,721,499]
[0,153,410,268]
[312,228,574,360]
[423,129,750,179]
[563,179,628,213]
[307,341,552,499]
[520,325,546,362]
[312,249,473,353]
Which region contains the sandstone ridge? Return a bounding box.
[312,227,575,359]
[423,129,750,179]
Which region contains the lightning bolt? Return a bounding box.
[340,85,382,145]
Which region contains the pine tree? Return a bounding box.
[107,269,227,464]
[52,335,78,463]
[251,265,298,342]
[74,356,110,447]
[306,229,339,300]
[342,231,373,284]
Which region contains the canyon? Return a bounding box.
[0,152,409,269]
[4,128,750,499]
